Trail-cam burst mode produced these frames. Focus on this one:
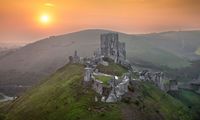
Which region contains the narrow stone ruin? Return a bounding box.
[84,67,92,82]
[69,50,81,63]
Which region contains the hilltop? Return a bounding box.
[1,29,200,95]
[0,63,193,120]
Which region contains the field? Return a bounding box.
[96,61,127,76]
[94,75,112,85]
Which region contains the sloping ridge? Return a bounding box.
[1,64,192,120]
[0,29,113,95]
[1,29,200,95]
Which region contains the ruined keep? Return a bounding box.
[100,33,126,63]
[169,80,178,91]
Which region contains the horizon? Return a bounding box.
[1,0,200,46]
[1,28,200,47]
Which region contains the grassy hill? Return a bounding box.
[1,64,121,120]
[140,83,192,120]
[1,29,199,96]
[0,63,194,120]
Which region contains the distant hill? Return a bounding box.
[137,31,200,61]
[0,63,193,120]
[0,29,200,95]
[0,48,18,60]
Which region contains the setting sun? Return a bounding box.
[40,14,51,24]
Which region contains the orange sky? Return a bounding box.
[0,0,200,45]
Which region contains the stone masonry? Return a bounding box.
[100,33,126,64]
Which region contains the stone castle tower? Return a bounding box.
[100,33,126,63]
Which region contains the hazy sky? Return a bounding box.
[0,0,200,45]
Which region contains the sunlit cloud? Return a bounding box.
[44,3,54,7]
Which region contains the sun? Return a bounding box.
[39,14,51,24]
[37,13,54,27]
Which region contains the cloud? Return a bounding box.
[44,3,55,7]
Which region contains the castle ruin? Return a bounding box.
[100,33,126,64]
[68,32,177,103]
[69,50,80,63]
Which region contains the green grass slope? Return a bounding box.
[94,75,112,85]
[0,63,193,120]
[140,83,192,120]
[174,89,200,120]
[3,64,121,120]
